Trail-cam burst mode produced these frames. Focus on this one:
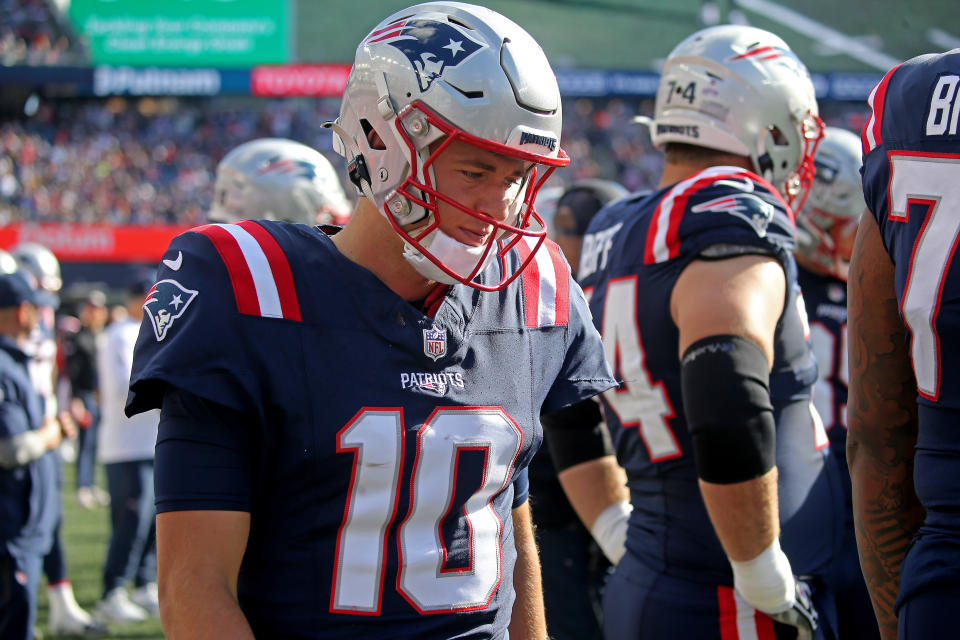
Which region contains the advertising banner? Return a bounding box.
[67,0,289,67]
[0,224,192,262]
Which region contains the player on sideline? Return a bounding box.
[207,137,352,226]
[124,3,614,639]
[848,48,960,640]
[546,25,844,639]
[794,126,879,640]
[13,243,108,637]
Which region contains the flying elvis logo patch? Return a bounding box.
[366,18,485,92]
[691,193,774,238]
[143,279,198,341]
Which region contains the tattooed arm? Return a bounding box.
[846,212,924,640]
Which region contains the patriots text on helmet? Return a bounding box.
[519,131,558,151]
[656,124,700,139]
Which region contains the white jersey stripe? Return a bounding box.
[217,223,284,319]
[864,82,880,152]
[733,591,761,640]
[652,166,738,263]
[526,237,558,326]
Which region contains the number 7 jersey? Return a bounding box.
[861,48,960,409]
[126,220,615,639]
[860,50,960,567]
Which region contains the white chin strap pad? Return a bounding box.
[403,229,496,285]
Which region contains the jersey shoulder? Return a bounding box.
[862,50,960,227]
[128,220,327,417]
[863,49,960,157]
[643,166,794,266]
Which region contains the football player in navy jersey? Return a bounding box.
[848,49,960,640]
[545,25,845,639]
[794,127,880,640]
[123,3,614,640]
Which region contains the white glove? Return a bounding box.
[729,539,818,638]
[590,500,632,565]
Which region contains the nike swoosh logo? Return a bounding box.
[162,251,183,271]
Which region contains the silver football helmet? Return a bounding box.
[795,127,865,281]
[11,242,61,292]
[650,25,823,211]
[209,138,351,225]
[326,1,568,291]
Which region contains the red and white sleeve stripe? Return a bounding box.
[193,221,302,322]
[515,237,570,328]
[644,167,768,264]
[862,63,901,155]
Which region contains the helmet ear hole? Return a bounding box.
[360,120,386,150]
[769,126,789,146]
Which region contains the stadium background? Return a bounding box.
[0,0,950,637]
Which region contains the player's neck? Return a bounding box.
[659,156,754,189]
[332,201,437,301]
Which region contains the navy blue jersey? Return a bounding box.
[126,220,614,639]
[797,266,849,465]
[861,49,960,503]
[579,166,839,585]
[0,336,58,554]
[861,49,960,607]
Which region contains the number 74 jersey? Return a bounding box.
[861,48,960,408]
[577,167,838,580]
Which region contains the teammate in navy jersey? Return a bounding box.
[124,3,614,639]
[794,127,879,640]
[848,48,960,640]
[546,25,844,639]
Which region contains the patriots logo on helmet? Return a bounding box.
[366,18,485,92]
[143,279,198,342]
[256,157,319,180]
[691,193,774,238]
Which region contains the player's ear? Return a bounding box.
[366,128,386,150]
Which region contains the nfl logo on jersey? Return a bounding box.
[423,327,446,361]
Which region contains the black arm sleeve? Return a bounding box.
[154,387,257,514]
[541,397,613,472]
[680,334,776,485]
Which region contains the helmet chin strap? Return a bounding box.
[402,229,497,285]
[321,121,379,206]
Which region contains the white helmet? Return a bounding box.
[650,25,824,211]
[326,1,568,291]
[12,242,61,292]
[209,138,351,225]
[795,126,865,281]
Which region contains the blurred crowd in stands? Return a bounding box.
[0,0,878,227]
[1,0,88,66]
[0,95,872,227]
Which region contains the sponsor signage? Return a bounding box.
[67,0,288,67]
[251,64,352,97]
[0,225,192,262]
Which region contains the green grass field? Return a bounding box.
[36,464,164,640]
